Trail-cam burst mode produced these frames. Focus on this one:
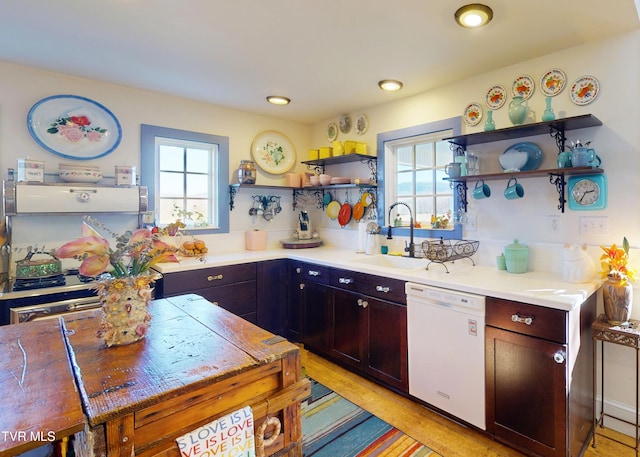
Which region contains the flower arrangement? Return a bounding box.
[431,211,451,229]
[54,217,178,279]
[600,237,636,286]
[47,115,106,143]
[261,140,285,166]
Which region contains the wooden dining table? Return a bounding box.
[0,318,85,457]
[62,293,309,457]
[0,293,308,457]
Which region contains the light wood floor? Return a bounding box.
[302,348,634,457]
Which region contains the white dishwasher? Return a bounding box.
[406,282,486,430]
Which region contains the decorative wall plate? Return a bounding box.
[250,130,296,174]
[485,85,507,110]
[27,94,122,160]
[339,114,352,134]
[355,114,369,135]
[570,75,600,106]
[327,122,338,142]
[463,103,483,126]
[511,75,535,99]
[539,68,567,97]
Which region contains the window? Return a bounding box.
[377,117,462,240]
[140,125,229,234]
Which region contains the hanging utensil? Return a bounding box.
[353,200,365,221]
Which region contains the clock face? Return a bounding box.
[568,174,607,211]
[571,179,600,206]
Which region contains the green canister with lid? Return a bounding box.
[504,239,529,274]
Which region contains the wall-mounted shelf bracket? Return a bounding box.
[549,173,566,213]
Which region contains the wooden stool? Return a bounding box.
[592,314,640,456]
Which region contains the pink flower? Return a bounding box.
[58,125,84,143]
[86,131,102,142]
[55,222,112,276]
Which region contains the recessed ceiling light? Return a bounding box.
[378,80,404,91]
[455,4,493,28]
[266,95,291,105]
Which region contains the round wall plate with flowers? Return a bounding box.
[463,102,483,126]
[511,75,535,99]
[251,130,296,174]
[485,85,506,109]
[539,68,567,97]
[339,114,352,134]
[27,94,122,160]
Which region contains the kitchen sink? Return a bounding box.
[351,255,425,271]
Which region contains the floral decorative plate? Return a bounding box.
[250,130,296,175]
[485,85,506,110]
[539,68,567,97]
[511,74,535,99]
[339,114,352,134]
[570,75,600,105]
[355,114,369,135]
[327,122,338,142]
[27,94,122,160]
[463,103,483,126]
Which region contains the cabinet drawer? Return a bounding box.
[330,269,406,304]
[486,297,567,343]
[162,262,257,295]
[296,262,330,285]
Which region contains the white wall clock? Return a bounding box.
[568,174,607,210]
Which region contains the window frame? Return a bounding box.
[140,124,229,234]
[376,117,462,240]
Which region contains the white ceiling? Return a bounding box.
[1,1,638,125]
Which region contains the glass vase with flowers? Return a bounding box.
[55,217,179,346]
[600,237,636,325]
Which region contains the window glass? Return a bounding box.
[140,125,229,234]
[376,117,462,239]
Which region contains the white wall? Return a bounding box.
[1,29,639,435]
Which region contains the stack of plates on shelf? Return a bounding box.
[330,177,350,184]
[59,163,103,183]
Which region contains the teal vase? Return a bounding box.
[508,96,528,125]
[541,96,556,122]
[484,110,495,131]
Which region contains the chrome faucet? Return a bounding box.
[387,202,415,257]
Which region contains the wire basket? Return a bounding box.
[418,238,479,272]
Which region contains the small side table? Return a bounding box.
[592,314,640,456]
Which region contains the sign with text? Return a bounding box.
[176,406,255,457]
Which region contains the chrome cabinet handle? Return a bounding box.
[308,270,320,276]
[207,274,224,281]
[357,298,369,308]
[339,277,353,284]
[376,285,390,293]
[511,314,533,325]
[553,351,565,364]
[296,267,302,273]
[299,284,305,290]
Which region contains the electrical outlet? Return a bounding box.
[548,215,560,233]
[579,216,609,235]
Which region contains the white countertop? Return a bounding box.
[153,246,600,312]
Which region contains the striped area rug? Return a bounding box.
[302,379,437,456]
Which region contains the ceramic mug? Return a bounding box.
[557,151,572,168]
[472,180,491,199]
[571,147,601,167]
[504,177,525,200]
[444,162,461,178]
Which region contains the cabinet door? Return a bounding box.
[331,288,364,366]
[256,259,287,336]
[366,296,408,392]
[301,281,331,353]
[486,325,567,457]
[197,281,257,323]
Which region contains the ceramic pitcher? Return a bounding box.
[508,96,528,125]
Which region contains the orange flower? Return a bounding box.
[600,238,636,286]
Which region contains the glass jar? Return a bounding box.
[238,160,256,184]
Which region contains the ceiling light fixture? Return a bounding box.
[266,95,291,105]
[455,4,493,28]
[378,80,404,92]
